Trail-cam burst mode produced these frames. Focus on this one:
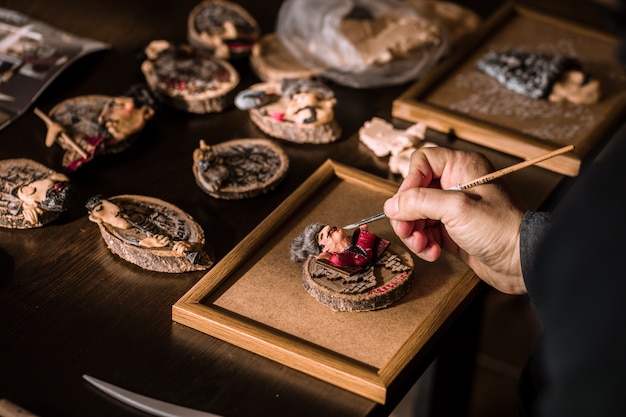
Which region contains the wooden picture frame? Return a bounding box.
[392,2,626,176]
[173,160,480,404]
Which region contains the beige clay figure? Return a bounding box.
[35,86,155,171]
[358,117,438,178]
[187,0,260,59]
[0,158,72,229]
[86,194,212,273]
[234,78,341,144]
[289,222,414,311]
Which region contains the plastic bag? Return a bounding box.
[276,0,449,88]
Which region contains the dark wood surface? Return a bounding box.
[0,1,613,416]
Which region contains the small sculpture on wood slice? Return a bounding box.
[290,222,414,311]
[0,158,73,229]
[476,49,601,104]
[85,194,213,273]
[141,40,239,114]
[187,0,260,60]
[35,85,155,171]
[235,78,341,144]
[192,138,289,199]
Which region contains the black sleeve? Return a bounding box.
[519,210,552,293]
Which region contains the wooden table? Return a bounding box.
[0,0,609,416]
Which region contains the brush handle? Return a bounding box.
[448,144,575,191]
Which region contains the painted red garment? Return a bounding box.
[326,229,389,267]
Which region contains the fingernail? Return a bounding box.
[384,195,399,216]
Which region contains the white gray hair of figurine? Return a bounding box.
[289,222,325,262]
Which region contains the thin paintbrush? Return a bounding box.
[343,144,575,229]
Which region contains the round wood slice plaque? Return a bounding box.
[192,138,289,199]
[187,0,260,60]
[141,40,239,114]
[302,243,414,311]
[237,80,341,144]
[44,92,154,171]
[249,107,341,144]
[93,194,213,273]
[0,158,72,229]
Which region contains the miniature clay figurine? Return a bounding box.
[291,223,389,267]
[85,194,212,273]
[234,78,341,144]
[476,49,601,104]
[35,85,155,171]
[0,158,72,229]
[141,40,239,114]
[290,222,414,311]
[359,117,426,157]
[358,117,438,178]
[187,0,260,59]
[192,138,289,199]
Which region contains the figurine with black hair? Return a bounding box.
[0,158,72,228]
[85,194,212,273]
[35,85,155,171]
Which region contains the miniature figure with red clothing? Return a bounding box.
[290,222,412,311]
[314,224,389,267]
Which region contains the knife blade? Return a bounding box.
[83,375,225,417]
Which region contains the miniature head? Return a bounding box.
[85,195,130,229]
[16,172,72,212]
[98,95,154,140]
[289,91,320,109]
[281,79,336,124]
[290,223,351,262]
[317,224,351,253]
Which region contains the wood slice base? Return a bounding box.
[249,108,341,144]
[192,138,289,199]
[96,195,213,273]
[141,40,239,114]
[302,243,414,311]
[187,0,260,60]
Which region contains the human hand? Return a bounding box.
[383,147,526,294]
